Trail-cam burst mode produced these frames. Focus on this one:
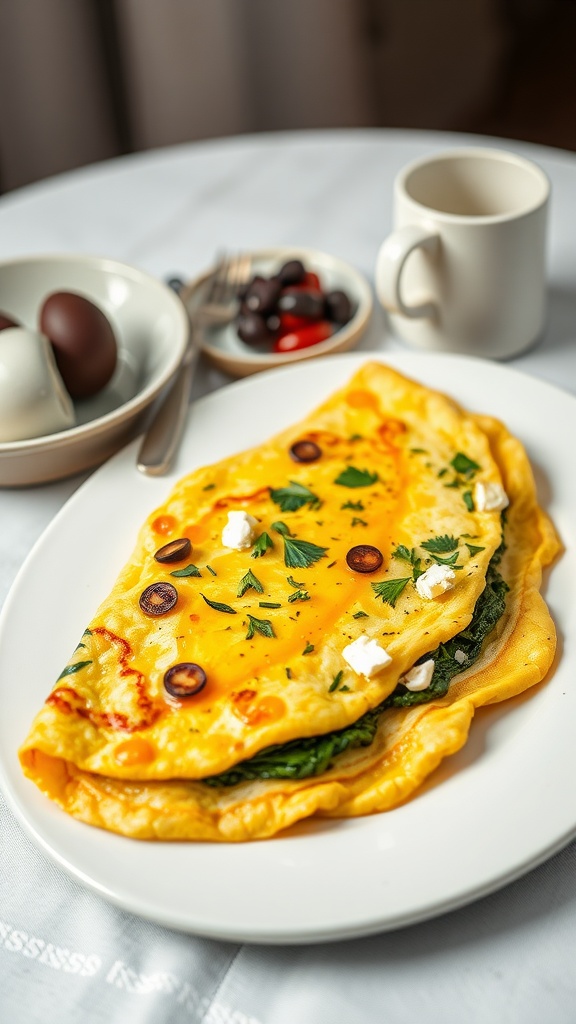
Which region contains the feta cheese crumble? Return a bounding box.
[474,481,509,512]
[454,649,467,665]
[402,659,435,691]
[342,636,392,678]
[221,511,259,551]
[415,563,456,600]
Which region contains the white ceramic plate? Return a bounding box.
[182,247,373,378]
[0,352,574,945]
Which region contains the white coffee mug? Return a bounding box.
[375,148,550,359]
[0,327,75,441]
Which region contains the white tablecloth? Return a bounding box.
[1,129,576,1023]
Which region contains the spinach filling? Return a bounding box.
[204,543,508,788]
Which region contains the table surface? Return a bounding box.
[1,128,576,1024]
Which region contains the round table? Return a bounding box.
[1,129,576,1024]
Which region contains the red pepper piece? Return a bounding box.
[273,321,333,353]
[278,312,312,333]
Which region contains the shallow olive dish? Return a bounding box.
[181,247,373,378]
[0,254,189,487]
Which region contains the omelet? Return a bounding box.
[19,363,560,840]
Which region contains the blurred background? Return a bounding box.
[0,0,574,194]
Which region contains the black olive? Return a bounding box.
[346,545,383,574]
[325,289,353,325]
[289,440,322,463]
[277,259,306,286]
[236,311,279,346]
[244,275,282,315]
[164,663,207,699]
[154,538,192,564]
[139,582,178,616]
[278,288,324,319]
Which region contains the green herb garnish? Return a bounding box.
[270,481,321,512]
[287,589,310,603]
[170,563,202,578]
[271,521,293,537]
[329,670,344,692]
[302,643,314,655]
[351,517,368,527]
[57,661,92,680]
[352,610,368,619]
[202,483,216,491]
[421,534,459,554]
[251,532,274,558]
[430,551,462,568]
[259,601,281,609]
[466,542,485,557]
[237,569,264,597]
[201,594,236,614]
[463,490,475,512]
[341,500,365,512]
[451,452,481,476]
[246,614,275,639]
[280,533,328,569]
[286,575,305,588]
[371,577,411,607]
[334,466,379,488]
[410,447,428,454]
[206,565,217,576]
[285,667,292,679]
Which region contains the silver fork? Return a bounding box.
[137,253,251,476]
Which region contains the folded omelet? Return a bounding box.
[19,363,560,840]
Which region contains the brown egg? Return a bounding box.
[39,291,117,399]
[0,312,20,331]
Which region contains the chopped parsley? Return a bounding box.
[201,594,236,614]
[466,542,485,556]
[57,661,92,680]
[351,517,368,527]
[251,532,274,558]
[334,466,379,488]
[270,480,321,512]
[278,532,328,569]
[451,452,481,477]
[392,545,423,579]
[352,610,369,619]
[463,490,475,512]
[246,614,275,639]
[259,601,281,609]
[421,534,459,554]
[329,670,344,692]
[341,500,365,512]
[430,551,461,568]
[206,565,217,576]
[271,521,293,537]
[237,569,264,597]
[371,577,411,607]
[202,483,216,491]
[286,575,305,588]
[302,643,314,655]
[170,563,202,578]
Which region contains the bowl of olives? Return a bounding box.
[182,247,373,378]
[0,254,189,486]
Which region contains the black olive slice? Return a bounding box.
[139,582,178,616]
[164,663,207,699]
[346,545,383,574]
[154,538,192,564]
[289,440,322,463]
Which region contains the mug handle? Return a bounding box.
[375,225,439,319]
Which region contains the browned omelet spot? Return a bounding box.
[19,364,560,840]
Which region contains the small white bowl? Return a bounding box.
[181,247,373,378]
[0,255,189,487]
